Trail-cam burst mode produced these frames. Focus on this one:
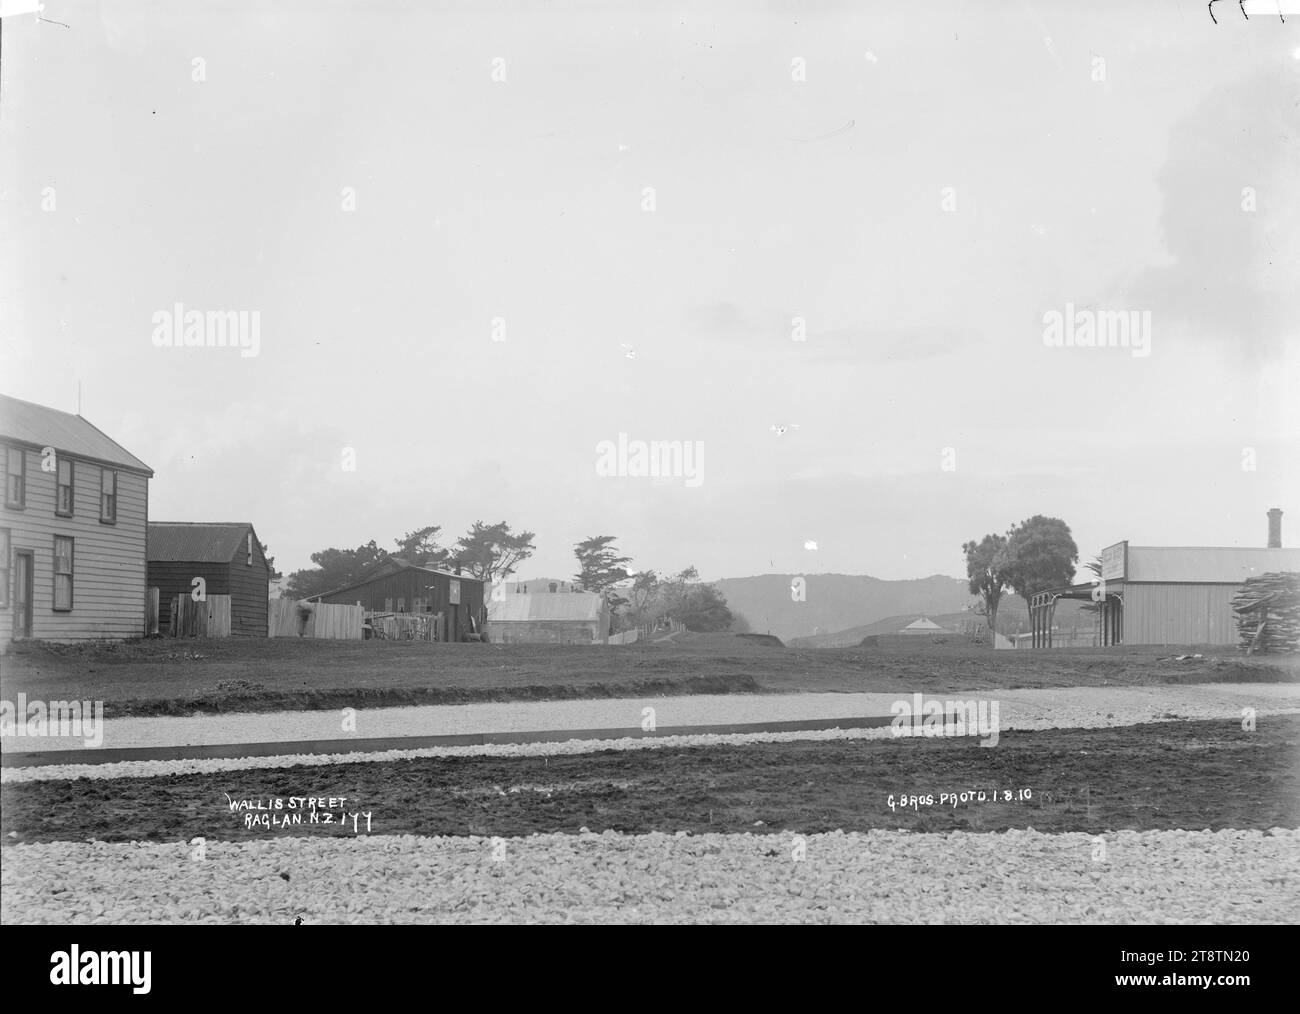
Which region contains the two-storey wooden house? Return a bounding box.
[0,394,153,650]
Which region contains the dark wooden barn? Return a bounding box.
[311,558,486,642]
[147,522,270,637]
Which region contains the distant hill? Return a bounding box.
[506,571,1094,645]
[786,600,1096,647]
[713,573,979,642]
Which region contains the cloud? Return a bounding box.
[1114,65,1300,363]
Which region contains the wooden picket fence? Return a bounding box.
[269,599,364,640]
[170,594,232,638]
[607,629,639,645]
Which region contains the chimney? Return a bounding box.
[1267,508,1283,549]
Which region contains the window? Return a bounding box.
[247,532,253,566]
[56,458,74,516]
[0,528,9,608]
[397,597,406,613]
[53,536,74,611]
[384,597,393,612]
[5,446,24,508]
[100,469,117,522]
[413,597,427,613]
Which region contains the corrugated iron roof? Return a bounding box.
[372,558,480,582]
[488,592,605,623]
[308,557,483,601]
[1126,546,1300,583]
[148,522,255,563]
[0,393,153,474]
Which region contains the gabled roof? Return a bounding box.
[149,522,257,563]
[308,557,482,601]
[0,393,153,475]
[488,592,605,623]
[901,617,944,630]
[1125,546,1300,583]
[363,557,476,582]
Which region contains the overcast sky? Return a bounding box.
[1,1,1296,583]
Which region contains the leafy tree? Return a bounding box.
[394,525,451,569]
[668,582,735,632]
[627,569,660,613]
[573,536,633,608]
[259,541,282,581]
[1000,515,1080,614]
[456,521,536,583]
[962,534,1010,636]
[656,565,700,619]
[284,540,389,599]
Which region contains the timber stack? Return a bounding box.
[1232,571,1300,654]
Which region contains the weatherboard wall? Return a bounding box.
[0,448,149,649]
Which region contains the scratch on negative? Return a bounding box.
[790,119,855,143]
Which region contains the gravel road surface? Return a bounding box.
[7,682,1296,753]
[4,828,1296,924]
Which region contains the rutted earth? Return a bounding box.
[4,829,1297,924]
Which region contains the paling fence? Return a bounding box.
[367,612,445,642]
[169,594,232,637]
[634,618,686,638]
[269,599,364,640]
[607,629,639,645]
[145,587,160,636]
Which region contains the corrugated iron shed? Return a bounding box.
[148,522,254,563]
[1125,546,1300,583]
[488,592,605,623]
[0,393,153,474]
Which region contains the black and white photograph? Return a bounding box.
[0,0,1297,971]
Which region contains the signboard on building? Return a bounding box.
[1100,541,1127,581]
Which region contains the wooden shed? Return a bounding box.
[311,558,486,642]
[147,522,270,637]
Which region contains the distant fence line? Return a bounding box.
[633,618,685,638]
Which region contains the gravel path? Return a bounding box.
[4,828,1297,924]
[7,682,1296,753]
